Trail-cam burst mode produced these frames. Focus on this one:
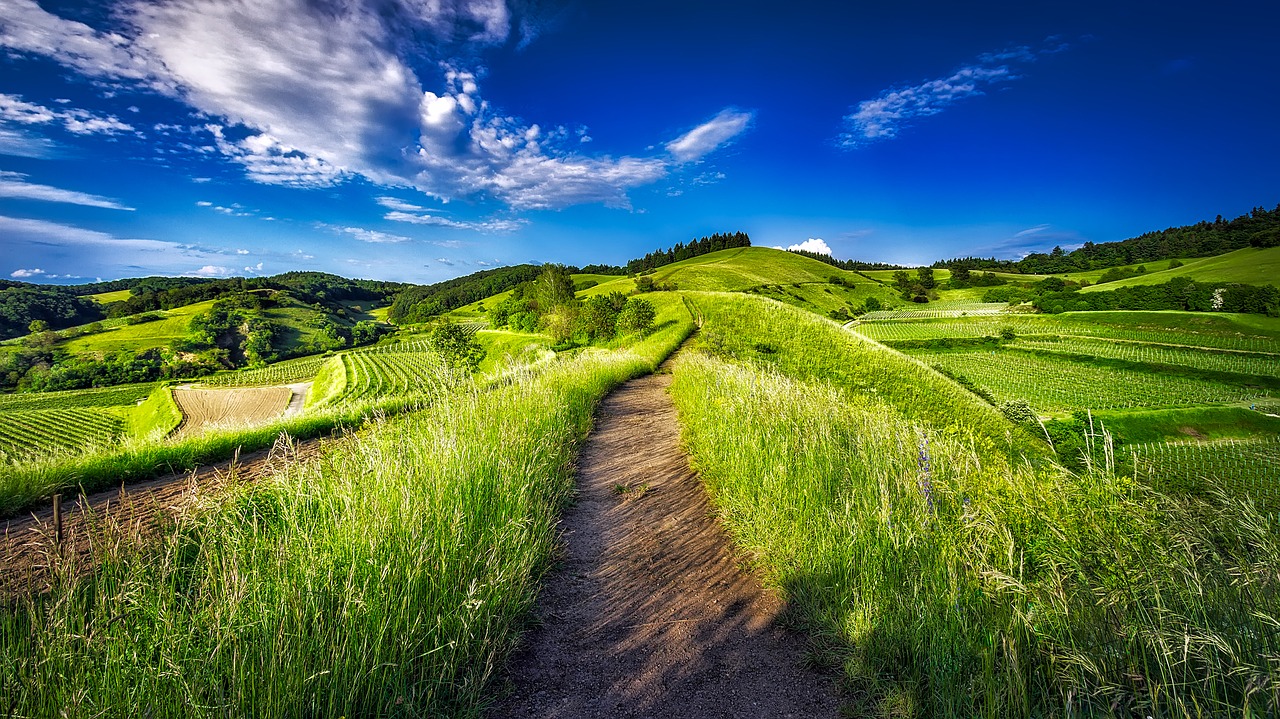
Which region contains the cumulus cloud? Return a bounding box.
[785,238,833,255]
[0,1,745,211]
[10,267,44,278]
[190,265,233,276]
[0,171,134,210]
[667,109,753,162]
[840,43,1063,148]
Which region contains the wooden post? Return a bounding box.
[52,493,63,547]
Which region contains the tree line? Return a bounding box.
[934,204,1280,275]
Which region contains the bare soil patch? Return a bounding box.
[0,437,319,598]
[490,373,838,718]
[172,386,292,439]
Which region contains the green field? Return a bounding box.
[61,300,219,354]
[856,310,1280,352]
[913,348,1263,414]
[87,289,133,304]
[0,383,180,462]
[1080,246,1280,291]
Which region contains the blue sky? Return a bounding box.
[1,0,1277,284]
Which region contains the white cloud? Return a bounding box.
[10,267,44,278]
[786,238,833,255]
[840,44,1065,148]
[0,93,134,136]
[0,125,58,157]
[236,248,249,254]
[322,224,412,244]
[383,210,525,233]
[244,262,263,272]
[0,171,134,210]
[0,214,177,251]
[666,109,753,162]
[0,1,736,211]
[191,265,233,276]
[376,196,430,212]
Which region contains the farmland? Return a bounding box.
[855,310,1280,352]
[171,386,294,440]
[200,354,327,387]
[914,348,1262,413]
[0,408,124,461]
[1131,436,1280,507]
[0,248,1276,717]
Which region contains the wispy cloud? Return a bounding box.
[840,42,1066,148]
[667,109,753,162]
[320,223,412,244]
[0,171,134,210]
[383,210,525,233]
[10,267,44,278]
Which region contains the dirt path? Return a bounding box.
[490,373,839,718]
[283,382,312,416]
[0,436,319,597]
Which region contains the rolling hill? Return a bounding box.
[1079,246,1280,292]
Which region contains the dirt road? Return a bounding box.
[490,372,838,718]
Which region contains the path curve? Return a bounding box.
[490,372,838,718]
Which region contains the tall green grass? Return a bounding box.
[671,294,1280,716]
[0,303,692,717]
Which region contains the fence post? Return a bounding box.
[52,493,63,547]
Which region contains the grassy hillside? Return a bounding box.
[1079,246,1280,292]
[670,292,1280,715]
[62,300,219,354]
[87,289,132,304]
[58,294,341,356]
[586,246,869,294]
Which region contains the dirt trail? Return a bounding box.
[490,373,838,718]
[0,437,319,597]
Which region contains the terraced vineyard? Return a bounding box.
[914,349,1263,414]
[859,302,1009,320]
[855,316,1065,342]
[0,383,156,411]
[0,408,124,460]
[857,311,1280,352]
[339,350,451,401]
[1131,437,1280,508]
[1012,337,1280,377]
[202,355,327,387]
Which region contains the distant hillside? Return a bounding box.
[1078,246,1280,292]
[388,264,543,324]
[582,247,869,294]
[0,272,407,341]
[937,204,1280,274]
[625,231,751,274]
[1,290,388,393]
